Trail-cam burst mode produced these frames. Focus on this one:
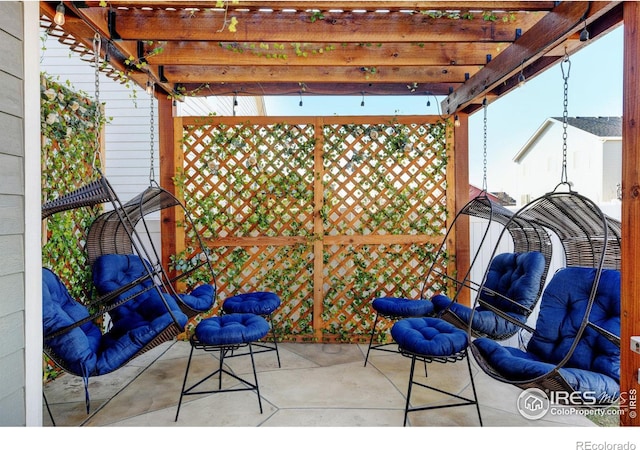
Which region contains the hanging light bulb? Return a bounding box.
[299,91,303,107]
[580,19,589,42]
[517,61,526,87]
[454,115,461,127]
[517,71,526,87]
[360,92,365,107]
[54,2,66,26]
[146,80,154,95]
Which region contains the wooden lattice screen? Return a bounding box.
[171,115,455,343]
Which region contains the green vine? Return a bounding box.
[174,118,451,342]
[41,73,106,380]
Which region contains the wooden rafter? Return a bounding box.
[39,1,623,112]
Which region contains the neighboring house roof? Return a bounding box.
[513,116,622,163]
[551,116,622,137]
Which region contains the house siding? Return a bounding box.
[0,1,26,426]
[514,118,622,214]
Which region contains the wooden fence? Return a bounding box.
[169,115,456,343]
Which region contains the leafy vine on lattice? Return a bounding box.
[172,119,451,342]
[41,73,106,381]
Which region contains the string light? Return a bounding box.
[299,91,303,107]
[580,19,589,42]
[360,92,365,107]
[54,2,66,26]
[454,114,461,127]
[146,79,154,95]
[517,61,526,87]
[232,92,238,116]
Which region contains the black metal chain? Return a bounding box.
[560,52,571,185]
[149,80,156,185]
[482,97,488,192]
[92,34,102,170]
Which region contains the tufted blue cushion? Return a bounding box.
[195,314,270,345]
[180,283,215,312]
[42,268,100,376]
[473,268,620,401]
[93,254,196,328]
[372,297,434,318]
[391,317,468,356]
[432,252,546,336]
[43,268,185,376]
[223,291,281,315]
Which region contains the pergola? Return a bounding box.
[39,1,640,426]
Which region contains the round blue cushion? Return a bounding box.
[391,317,468,356]
[222,292,281,315]
[195,314,270,345]
[372,297,434,317]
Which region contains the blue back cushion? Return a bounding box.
[479,251,546,315]
[92,254,184,326]
[42,268,101,376]
[527,267,620,381]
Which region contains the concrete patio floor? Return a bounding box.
[42,340,614,429]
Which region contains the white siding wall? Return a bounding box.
[0,1,40,426]
[41,35,156,203]
[515,120,621,207]
[603,139,623,202]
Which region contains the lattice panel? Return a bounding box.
[322,243,447,342]
[322,122,448,236]
[206,244,315,338]
[180,121,316,238]
[176,116,453,342]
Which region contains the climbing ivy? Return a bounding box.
[41,73,105,303]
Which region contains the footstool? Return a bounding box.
[391,317,482,426]
[175,313,270,421]
[222,291,282,367]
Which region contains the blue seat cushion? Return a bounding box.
[431,252,546,336]
[195,314,270,345]
[372,297,434,317]
[43,268,183,376]
[432,294,525,337]
[93,254,195,327]
[472,267,620,401]
[179,284,215,312]
[527,268,620,380]
[391,317,468,357]
[478,251,546,313]
[222,291,281,315]
[473,339,620,402]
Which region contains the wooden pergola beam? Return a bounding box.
[443,1,622,114]
[106,9,545,43]
[162,64,480,84]
[85,1,557,13]
[143,41,509,67]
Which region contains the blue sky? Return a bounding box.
[264,25,624,195]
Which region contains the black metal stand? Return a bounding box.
[400,348,482,426]
[175,337,263,422]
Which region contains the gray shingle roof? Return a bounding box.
[551,116,622,137]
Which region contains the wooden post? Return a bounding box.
[313,118,325,341]
[621,0,640,427]
[158,95,179,273]
[453,113,471,306]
